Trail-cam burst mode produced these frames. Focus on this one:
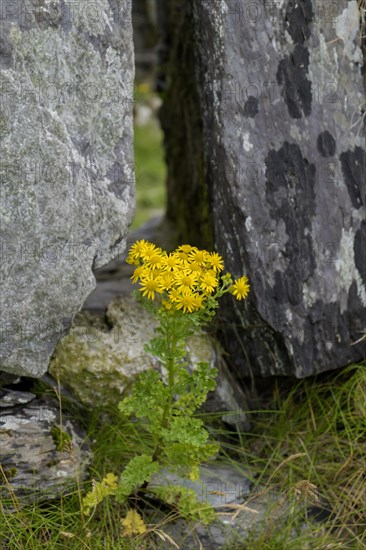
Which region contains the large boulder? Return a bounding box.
[159,0,366,377]
[0,1,135,377]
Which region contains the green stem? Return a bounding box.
[161,319,177,430]
[150,319,177,462]
[141,324,177,493]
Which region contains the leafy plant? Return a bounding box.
[82,240,249,526]
[2,361,365,548]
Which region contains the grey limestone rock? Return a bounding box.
[0,386,90,507]
[159,0,366,377]
[148,465,334,548]
[0,0,135,377]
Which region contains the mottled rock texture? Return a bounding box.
[0,1,135,377]
[0,386,90,506]
[159,0,366,377]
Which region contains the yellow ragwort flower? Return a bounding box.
[175,245,194,261]
[177,244,195,254]
[175,289,198,313]
[168,287,182,303]
[139,274,163,300]
[126,239,149,265]
[175,270,199,291]
[208,252,224,272]
[188,249,209,265]
[191,292,205,310]
[144,252,164,269]
[127,240,241,309]
[230,276,250,300]
[159,272,175,291]
[200,271,218,294]
[160,253,184,270]
[140,242,162,261]
[189,260,203,272]
[130,265,146,284]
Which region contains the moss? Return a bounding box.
[49,298,157,408]
[50,425,72,452]
[50,337,131,408]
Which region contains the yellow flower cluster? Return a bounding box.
[126,240,249,312]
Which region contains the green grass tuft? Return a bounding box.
[217,361,366,548]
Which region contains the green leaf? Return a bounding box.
[118,370,169,435]
[82,473,118,515]
[173,362,218,415]
[144,336,170,363]
[160,416,219,472]
[162,416,209,446]
[163,442,219,472]
[115,454,160,504]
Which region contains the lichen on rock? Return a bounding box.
[158,0,366,377]
[50,297,157,408]
[0,0,135,378]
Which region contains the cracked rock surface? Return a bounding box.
[0,383,90,507]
